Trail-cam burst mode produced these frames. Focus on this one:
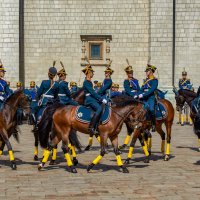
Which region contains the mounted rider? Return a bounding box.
[36,61,59,122]
[57,62,78,106]
[98,60,113,99]
[70,81,78,95]
[0,60,10,109]
[110,83,121,98]
[82,64,107,135]
[136,64,158,132]
[123,59,140,97]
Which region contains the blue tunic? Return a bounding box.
[37,80,59,121]
[58,80,78,106]
[70,86,78,95]
[83,79,102,115]
[179,79,192,90]
[0,78,10,109]
[123,78,140,97]
[98,78,112,98]
[140,77,158,113]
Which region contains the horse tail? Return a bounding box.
[194,111,200,137]
[37,102,64,148]
[69,130,82,151]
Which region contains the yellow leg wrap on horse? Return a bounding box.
[92,155,103,165]
[42,150,50,163]
[161,140,165,153]
[116,155,123,166]
[96,136,101,143]
[0,150,2,155]
[124,135,131,145]
[148,137,152,149]
[9,150,15,161]
[89,137,93,146]
[189,117,193,125]
[34,146,38,156]
[52,148,57,160]
[71,146,76,158]
[181,115,184,125]
[64,153,73,166]
[128,147,134,159]
[68,143,72,149]
[144,140,148,148]
[166,143,170,155]
[43,149,47,157]
[142,145,149,157]
[198,139,200,147]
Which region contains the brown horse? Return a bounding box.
[173,87,200,151]
[0,90,30,169]
[37,95,146,173]
[115,97,174,162]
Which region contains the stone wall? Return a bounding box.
[0,0,19,88]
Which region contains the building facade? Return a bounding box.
[0,0,200,101]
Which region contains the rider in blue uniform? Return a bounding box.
[179,69,192,90]
[123,65,140,97]
[82,65,107,135]
[37,64,59,122]
[15,81,24,125]
[136,64,158,132]
[26,81,38,125]
[110,83,121,98]
[70,82,78,95]
[57,65,78,106]
[0,61,10,109]
[98,66,113,99]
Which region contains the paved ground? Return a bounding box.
[0,119,200,200]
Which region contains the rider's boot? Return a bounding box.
[88,114,99,136]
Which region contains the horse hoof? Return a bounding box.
[85,145,91,151]
[73,158,78,166]
[38,163,44,171]
[144,157,150,163]
[49,160,55,165]
[87,163,94,172]
[164,155,169,161]
[70,166,77,173]
[34,155,39,161]
[124,158,130,165]
[121,166,129,173]
[11,162,17,170]
[119,144,126,150]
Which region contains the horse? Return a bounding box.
[173,87,200,150]
[37,95,146,173]
[32,88,85,161]
[0,90,30,169]
[114,97,174,162]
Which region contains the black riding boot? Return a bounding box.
[88,114,99,135]
[150,113,156,132]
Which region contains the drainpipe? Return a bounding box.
[172,0,176,86]
[19,0,25,85]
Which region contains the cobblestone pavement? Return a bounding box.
[0,121,199,200]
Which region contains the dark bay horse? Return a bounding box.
[173,88,200,151]
[32,88,85,161]
[115,97,174,162]
[0,90,30,169]
[37,95,146,173]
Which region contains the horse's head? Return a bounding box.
[173,86,186,111]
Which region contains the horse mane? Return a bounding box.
[71,88,84,98]
[5,89,23,103]
[179,89,197,98]
[112,95,139,107]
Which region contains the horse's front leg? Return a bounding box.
[164,122,172,161]
[0,138,5,155]
[111,135,129,173]
[87,133,108,172]
[33,131,39,161]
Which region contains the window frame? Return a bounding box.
[89,42,103,60]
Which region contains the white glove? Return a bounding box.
[0,96,4,101]
[138,94,143,99]
[102,99,107,104]
[134,95,138,99]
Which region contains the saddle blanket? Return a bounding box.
[75,106,111,124]
[155,101,168,120]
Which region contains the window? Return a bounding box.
[89,43,103,60]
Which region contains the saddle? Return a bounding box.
[75,105,111,124]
